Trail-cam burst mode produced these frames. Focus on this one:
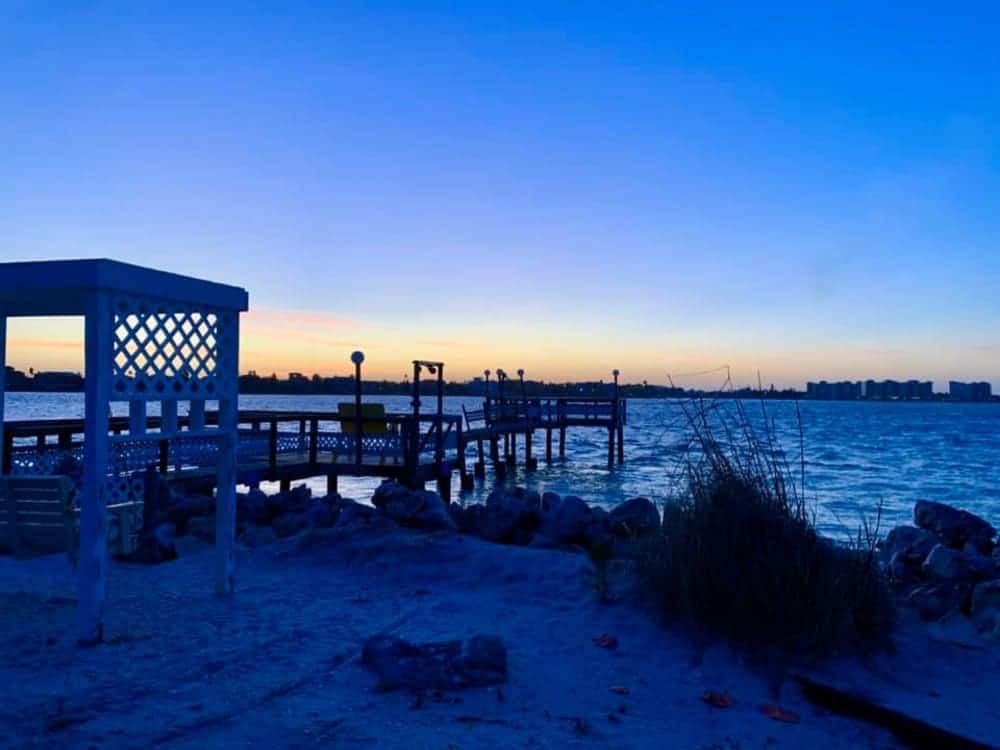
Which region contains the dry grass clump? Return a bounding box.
[640,398,893,656]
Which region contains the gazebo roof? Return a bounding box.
[0,259,249,317]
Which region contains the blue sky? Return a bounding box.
[2,2,998,387]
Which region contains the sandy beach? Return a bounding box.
[7,516,992,750]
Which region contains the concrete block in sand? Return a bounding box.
[362,634,507,691]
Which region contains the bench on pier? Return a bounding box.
[334,403,403,465]
[461,405,492,440]
[337,403,397,436]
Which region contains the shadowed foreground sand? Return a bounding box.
[0,523,948,749]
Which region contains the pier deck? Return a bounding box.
[2,395,627,503]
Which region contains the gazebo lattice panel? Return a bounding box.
[110,295,237,402]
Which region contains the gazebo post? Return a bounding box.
[78,291,112,646]
[0,314,6,467]
[214,317,239,595]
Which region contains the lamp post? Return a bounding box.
[351,350,364,468]
[497,369,507,411]
[612,368,622,466]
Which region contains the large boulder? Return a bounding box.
[334,498,377,527]
[304,497,337,528]
[452,502,489,536]
[240,524,277,548]
[272,511,310,538]
[541,495,592,544]
[922,544,995,583]
[118,522,177,564]
[163,493,215,529]
[888,551,922,585]
[373,482,456,532]
[240,488,273,526]
[480,492,539,544]
[914,501,995,553]
[541,491,562,513]
[280,485,312,514]
[881,525,940,564]
[906,582,972,622]
[608,497,660,538]
[362,634,507,691]
[971,581,1000,638]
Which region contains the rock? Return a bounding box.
[118,522,177,564]
[888,551,921,585]
[240,524,277,547]
[541,491,561,512]
[881,525,940,565]
[922,544,995,583]
[541,495,592,544]
[304,498,336,528]
[522,490,541,511]
[450,503,486,535]
[481,494,538,545]
[608,497,660,538]
[272,512,310,538]
[281,485,312,514]
[335,499,377,527]
[913,501,995,553]
[184,515,216,543]
[240,488,273,526]
[971,581,1000,638]
[373,482,456,532]
[906,582,972,622]
[362,634,507,691]
[163,493,215,528]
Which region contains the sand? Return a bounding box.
[0,522,987,749]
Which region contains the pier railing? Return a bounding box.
[484,396,627,428]
[3,410,463,503]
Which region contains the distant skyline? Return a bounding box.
[2,3,998,389]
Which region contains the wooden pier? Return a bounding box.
[457,395,627,488]
[2,392,626,501]
[3,407,465,501]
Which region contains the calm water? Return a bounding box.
[5,393,999,538]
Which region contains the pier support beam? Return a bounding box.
[559,426,566,458]
[475,439,486,477]
[607,427,615,468]
[545,428,552,463]
[327,474,338,495]
[617,424,624,464]
[437,473,451,503]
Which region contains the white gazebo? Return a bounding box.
[0,259,248,645]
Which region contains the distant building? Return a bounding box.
[805,380,862,400]
[949,381,992,402]
[859,379,932,400]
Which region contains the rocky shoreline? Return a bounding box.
[134,478,1000,645]
[880,499,999,640]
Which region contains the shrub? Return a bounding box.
[639,398,893,656]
